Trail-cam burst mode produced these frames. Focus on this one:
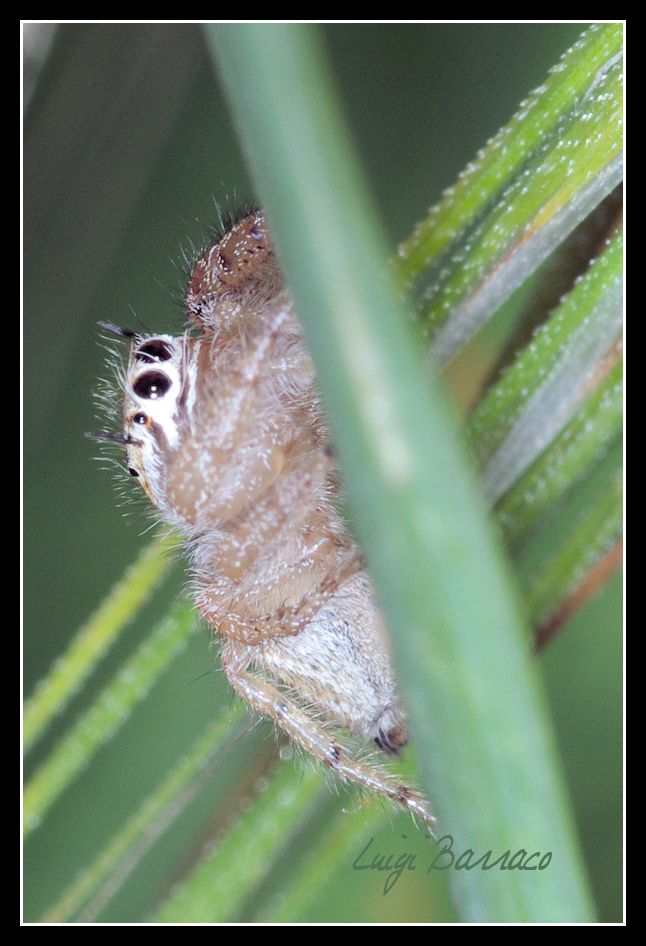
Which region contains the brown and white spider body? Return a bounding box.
[106,209,435,829]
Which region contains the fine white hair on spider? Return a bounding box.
[97,206,436,832]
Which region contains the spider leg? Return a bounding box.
[221,653,437,832]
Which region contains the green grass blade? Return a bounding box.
[480,187,622,390]
[41,702,247,922]
[467,229,623,484]
[152,760,325,922]
[259,805,384,922]
[524,470,622,631]
[24,533,177,754]
[423,50,622,364]
[24,600,197,836]
[207,22,594,922]
[397,24,623,287]
[497,360,622,549]
[250,743,428,920]
[512,435,622,642]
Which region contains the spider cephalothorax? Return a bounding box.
[103,209,436,830]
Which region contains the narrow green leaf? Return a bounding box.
[250,744,437,920]
[524,470,622,629]
[397,24,623,286]
[260,806,384,922]
[423,50,622,364]
[207,22,594,922]
[24,600,197,836]
[481,185,622,390]
[497,360,622,549]
[41,702,247,923]
[153,761,325,922]
[467,229,622,494]
[24,533,177,754]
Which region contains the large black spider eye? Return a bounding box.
[128,467,140,477]
[135,340,173,363]
[133,371,172,399]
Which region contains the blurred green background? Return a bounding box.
[23,22,621,922]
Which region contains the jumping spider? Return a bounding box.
[99,208,436,831]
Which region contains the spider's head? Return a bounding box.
[121,333,194,508]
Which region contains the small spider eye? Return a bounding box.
[133,371,172,400]
[133,412,148,425]
[128,467,140,477]
[135,340,173,362]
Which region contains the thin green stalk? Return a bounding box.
[524,471,622,629]
[24,533,178,753]
[425,51,622,364]
[397,24,623,286]
[259,805,385,922]
[467,229,623,479]
[24,599,196,836]
[153,760,326,922]
[480,186,622,390]
[496,361,622,549]
[207,22,594,922]
[41,702,247,922]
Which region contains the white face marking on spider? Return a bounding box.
[103,208,436,832]
[122,334,201,506]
